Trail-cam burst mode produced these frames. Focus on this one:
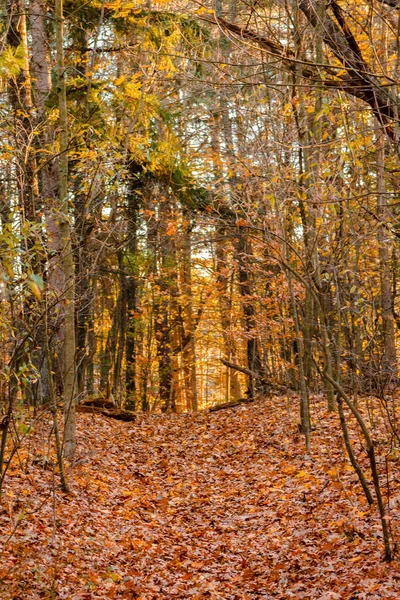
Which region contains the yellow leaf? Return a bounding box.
[296,470,307,478]
[28,280,42,300]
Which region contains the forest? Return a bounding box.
[2,0,400,597]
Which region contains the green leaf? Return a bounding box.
[17,421,32,435]
[28,274,45,299]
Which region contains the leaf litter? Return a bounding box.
[1,394,400,599]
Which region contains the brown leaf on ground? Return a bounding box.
[1,395,400,599]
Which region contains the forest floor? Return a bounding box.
[1,395,400,599]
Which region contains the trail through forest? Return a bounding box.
[1,396,400,599]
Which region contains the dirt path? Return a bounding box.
[1,396,400,598]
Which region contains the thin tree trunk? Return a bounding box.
[376,128,397,378]
[125,162,141,408]
[56,0,76,460]
[284,214,311,451]
[337,397,374,506]
[113,255,127,406]
[181,220,198,410]
[236,234,263,396]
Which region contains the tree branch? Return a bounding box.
[201,11,400,142]
[220,358,259,379]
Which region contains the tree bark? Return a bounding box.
[56,0,77,460]
[125,162,142,408]
[236,234,263,397]
[376,128,397,378]
[181,220,198,410]
[29,0,51,116]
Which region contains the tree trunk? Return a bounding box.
[376,128,397,379]
[236,234,263,397]
[56,0,77,460]
[181,219,198,410]
[216,233,241,401]
[125,162,141,408]
[29,0,51,115]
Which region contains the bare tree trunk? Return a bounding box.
[125,162,141,408]
[284,214,310,451]
[155,288,174,412]
[30,0,63,403]
[100,286,121,394]
[75,221,94,400]
[236,234,263,397]
[145,188,175,412]
[181,220,198,411]
[155,206,175,413]
[29,0,51,115]
[292,18,335,409]
[215,234,241,401]
[56,0,76,460]
[112,254,127,406]
[376,128,397,378]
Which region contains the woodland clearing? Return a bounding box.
[1,395,400,599]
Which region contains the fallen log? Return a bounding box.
[76,405,136,421]
[102,408,136,422]
[210,398,254,412]
[80,397,115,410]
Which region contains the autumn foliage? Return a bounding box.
[1,396,400,598]
[3,0,400,593]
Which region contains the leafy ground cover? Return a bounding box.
[1,395,400,599]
